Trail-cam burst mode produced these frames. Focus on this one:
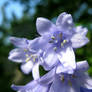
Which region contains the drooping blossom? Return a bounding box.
[28,12,89,74]
[11,80,49,92]
[39,61,92,92]
[8,37,44,80]
[12,61,92,92]
[11,68,55,92]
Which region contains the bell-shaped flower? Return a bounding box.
[11,68,55,92]
[8,37,43,80]
[11,80,50,92]
[11,61,92,92]
[29,12,89,73]
[39,61,92,92]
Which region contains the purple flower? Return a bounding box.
[11,60,92,92]
[8,37,43,80]
[11,68,55,92]
[11,81,49,92]
[39,61,92,92]
[29,12,89,73]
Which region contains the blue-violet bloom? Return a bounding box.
[29,12,89,74]
[8,37,43,80]
[39,61,92,92]
[11,68,55,92]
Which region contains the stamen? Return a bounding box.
[68,80,72,86]
[30,54,38,62]
[63,40,67,44]
[26,57,30,62]
[53,47,57,51]
[24,49,27,52]
[59,33,62,38]
[61,40,67,47]
[30,54,34,58]
[61,43,64,47]
[60,75,64,82]
[33,57,37,62]
[25,54,29,57]
[51,36,55,40]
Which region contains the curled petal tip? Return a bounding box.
[9,37,18,43]
[36,17,45,23]
[9,36,16,40]
[11,84,16,90]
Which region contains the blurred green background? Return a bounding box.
[0,0,92,92]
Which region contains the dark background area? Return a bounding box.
[0,0,92,92]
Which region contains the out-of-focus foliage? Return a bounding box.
[0,0,92,92]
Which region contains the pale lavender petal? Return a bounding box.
[71,33,89,48]
[12,81,49,92]
[83,73,92,89]
[10,37,29,48]
[11,80,37,91]
[49,86,54,92]
[56,63,74,74]
[41,61,53,71]
[43,49,58,70]
[57,46,76,74]
[21,61,33,74]
[11,84,26,91]
[8,48,25,63]
[32,84,49,92]
[75,26,88,36]
[76,61,89,72]
[39,68,55,85]
[29,37,49,51]
[36,17,57,35]
[56,12,74,35]
[32,62,40,80]
[74,71,92,89]
[50,75,71,92]
[56,12,67,25]
[50,75,80,92]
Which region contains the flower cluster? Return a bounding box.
[8,12,92,92]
